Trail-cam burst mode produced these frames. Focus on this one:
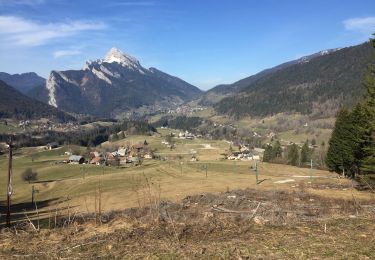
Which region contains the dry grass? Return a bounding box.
[1,138,373,259]
[1,187,374,259]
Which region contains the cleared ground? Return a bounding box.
[0,186,374,259]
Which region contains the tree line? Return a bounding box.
[326,36,375,177]
[0,120,156,148]
[263,140,313,167]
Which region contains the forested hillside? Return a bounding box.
[326,37,375,177]
[0,72,45,94]
[214,42,374,118]
[0,80,74,121]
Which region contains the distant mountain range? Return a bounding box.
[198,48,342,106]
[0,80,74,121]
[0,72,45,94]
[211,42,374,118]
[29,48,202,118]
[209,48,340,95]
[0,42,373,121]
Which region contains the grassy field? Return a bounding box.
[0,130,374,258]
[0,129,371,226]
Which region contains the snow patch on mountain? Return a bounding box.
[298,48,343,64]
[103,47,148,74]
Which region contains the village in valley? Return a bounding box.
[1,1,375,258]
[54,128,264,168]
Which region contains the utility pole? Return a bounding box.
[255,160,259,184]
[310,159,313,181]
[6,138,13,227]
[31,185,39,204]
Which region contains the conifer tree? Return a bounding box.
[287,143,299,166]
[300,140,311,165]
[263,144,273,162]
[360,34,375,173]
[326,109,357,176]
[272,140,282,158]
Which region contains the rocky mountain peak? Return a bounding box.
[103,47,141,68]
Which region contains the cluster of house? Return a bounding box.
[267,131,276,139]
[17,119,79,132]
[38,121,79,132]
[67,143,152,166]
[178,131,195,140]
[167,105,205,115]
[226,146,264,161]
[18,120,31,128]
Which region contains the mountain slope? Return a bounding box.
[0,72,45,94]
[32,48,202,117]
[199,48,341,106]
[0,80,74,121]
[214,42,374,118]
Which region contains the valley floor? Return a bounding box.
[0,132,374,258]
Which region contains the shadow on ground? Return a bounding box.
[0,197,74,227]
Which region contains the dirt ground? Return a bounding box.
[1,187,374,259]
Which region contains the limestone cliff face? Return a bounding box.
[37,48,202,117]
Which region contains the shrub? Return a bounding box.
[21,168,38,183]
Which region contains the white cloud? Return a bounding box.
[0,16,106,46]
[53,49,82,58]
[343,17,375,35]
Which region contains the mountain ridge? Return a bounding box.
[213,41,374,118]
[0,72,46,94]
[31,48,202,117]
[0,79,74,121]
[198,47,342,106]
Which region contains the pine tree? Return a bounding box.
[326,109,357,176]
[272,140,282,158]
[362,142,375,173]
[360,34,375,173]
[263,144,273,162]
[300,140,310,165]
[287,144,299,166]
[351,103,373,172]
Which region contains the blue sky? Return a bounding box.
[0,0,375,90]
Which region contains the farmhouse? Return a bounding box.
[132,143,144,152]
[227,150,260,161]
[178,130,195,140]
[90,156,105,165]
[89,151,102,158]
[117,147,128,157]
[68,155,85,164]
[46,142,59,150]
